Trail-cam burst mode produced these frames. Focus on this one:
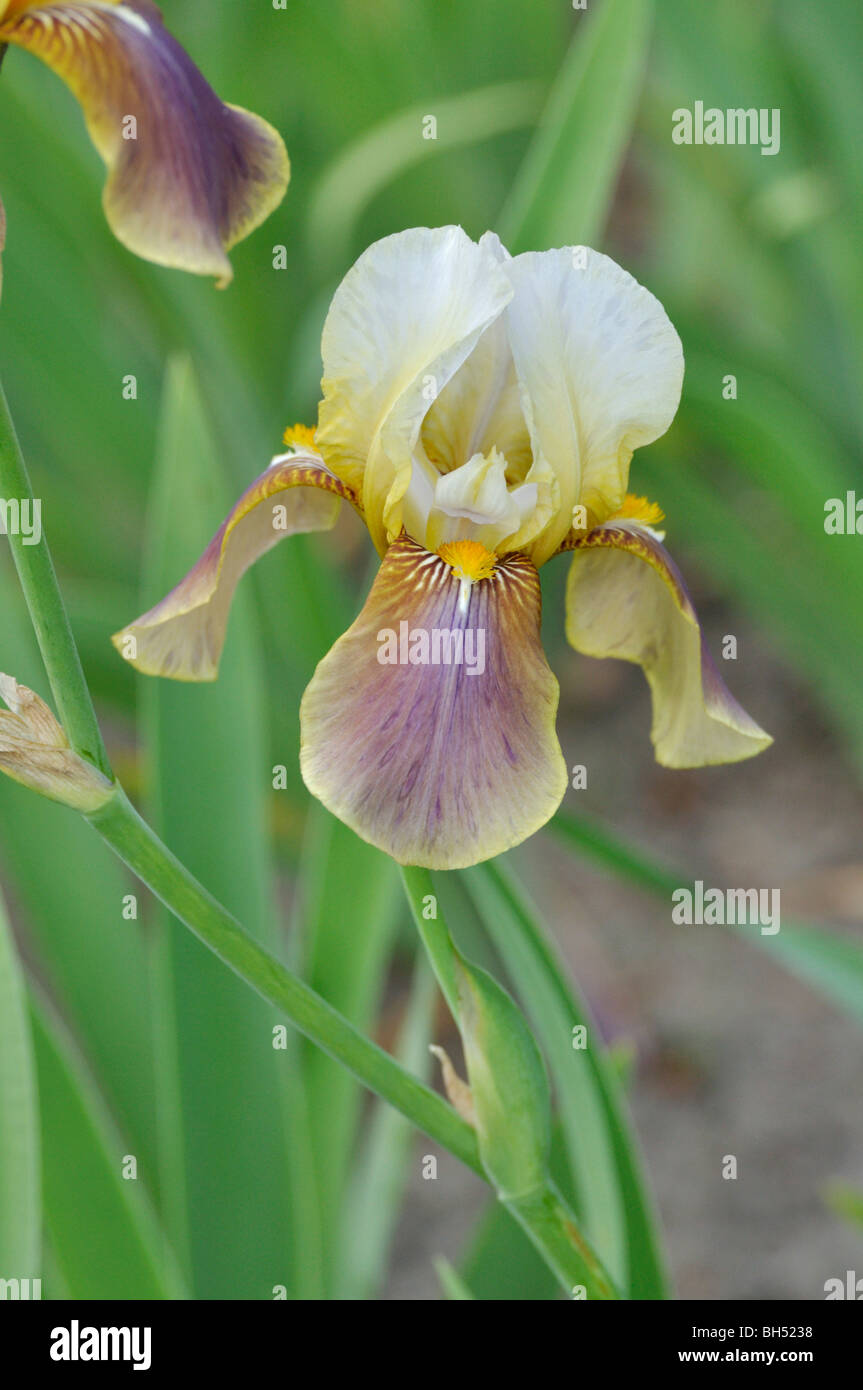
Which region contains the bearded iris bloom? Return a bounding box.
[115,226,771,869]
[0,0,288,284]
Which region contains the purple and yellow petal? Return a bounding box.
[299,533,567,869]
[565,524,772,767]
[113,455,357,681]
[0,1,289,283]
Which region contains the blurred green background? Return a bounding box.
[1,0,862,1300]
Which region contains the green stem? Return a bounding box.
[0,372,483,1176]
[399,865,459,1015]
[398,862,619,1300]
[1,368,616,1298]
[0,379,111,776]
[87,790,481,1176]
[507,1183,618,1300]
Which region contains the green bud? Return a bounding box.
[454,949,551,1200]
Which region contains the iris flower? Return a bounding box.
[115,226,771,869]
[0,0,288,284]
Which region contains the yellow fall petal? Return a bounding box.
[565,524,772,767]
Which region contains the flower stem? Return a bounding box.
[506,1183,619,1300]
[0,372,481,1176]
[86,791,482,1173]
[0,379,111,777]
[399,864,460,1015]
[1,369,615,1298]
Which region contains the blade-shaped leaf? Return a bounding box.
[296,805,400,1295]
[139,356,293,1298]
[433,1255,475,1300]
[29,987,185,1300]
[462,860,670,1297]
[0,885,39,1280]
[499,0,653,251]
[337,955,437,1300]
[554,810,863,1039]
[0,567,158,1176]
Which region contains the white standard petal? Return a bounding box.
[503,245,684,565]
[420,314,532,478]
[423,448,537,551]
[315,225,513,553]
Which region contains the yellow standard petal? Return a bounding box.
[113,452,358,680]
[299,533,567,869]
[0,1,289,283]
[565,523,772,767]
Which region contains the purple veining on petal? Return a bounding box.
[299,534,567,869]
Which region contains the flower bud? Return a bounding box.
[0,675,114,813]
[454,950,551,1200]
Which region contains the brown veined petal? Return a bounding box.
[299,533,567,870]
[565,523,772,767]
[0,1,289,284]
[113,455,358,681]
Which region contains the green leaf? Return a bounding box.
[0,885,39,1279]
[0,566,158,1178]
[460,1197,560,1302]
[337,956,437,1300]
[306,80,542,274]
[139,356,293,1298]
[823,1180,863,1234]
[463,861,669,1299]
[433,1256,476,1301]
[28,987,185,1300]
[551,809,680,897]
[457,1125,582,1302]
[761,928,863,1029]
[399,864,618,1298]
[296,806,400,1295]
[554,810,863,1043]
[498,0,653,251]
